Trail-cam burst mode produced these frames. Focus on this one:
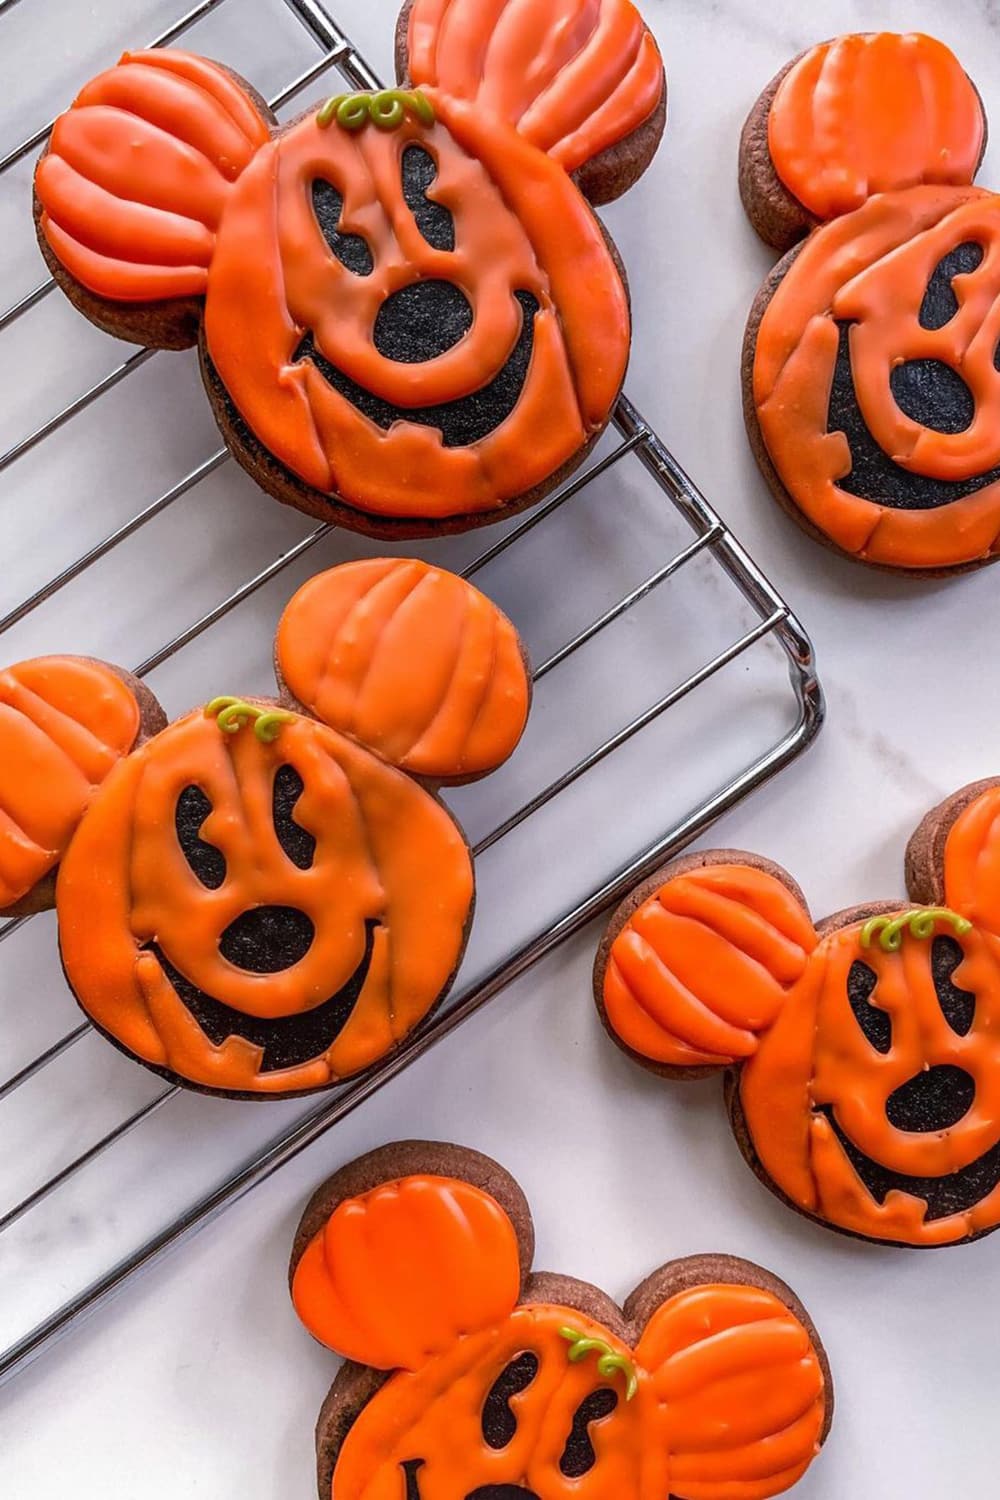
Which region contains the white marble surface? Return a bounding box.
[2,0,1000,1495]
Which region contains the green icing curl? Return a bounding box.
[204,696,295,744]
[558,1326,638,1401]
[860,907,972,953]
[316,89,434,132]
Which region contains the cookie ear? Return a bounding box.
[764,33,984,226]
[35,49,271,305]
[402,0,664,185]
[275,558,531,783]
[635,1279,827,1500]
[598,860,817,1069]
[290,1172,523,1370]
[915,780,1000,934]
[0,656,163,916]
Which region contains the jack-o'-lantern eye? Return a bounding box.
[933,935,976,1035]
[175,785,226,889]
[919,242,983,329]
[481,1352,539,1448]
[846,959,891,1054]
[559,1388,619,1478]
[401,145,455,252]
[311,179,374,276]
[272,764,316,870]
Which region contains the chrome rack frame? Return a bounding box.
[0,0,823,1386]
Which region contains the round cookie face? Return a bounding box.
[288,1142,831,1500]
[57,705,474,1097]
[594,781,1000,1247]
[753,185,1000,569]
[739,917,1000,1248]
[205,99,630,525]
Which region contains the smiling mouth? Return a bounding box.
[818,1104,1000,1222]
[292,291,540,448]
[403,1462,539,1500]
[828,321,1000,510]
[144,919,379,1073]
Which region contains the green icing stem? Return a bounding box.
[204,696,295,744]
[316,88,434,132]
[558,1326,638,1401]
[860,907,972,953]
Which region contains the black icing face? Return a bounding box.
[141,767,380,1073]
[813,936,1000,1223]
[830,240,1000,509]
[295,144,540,445]
[399,1349,619,1500]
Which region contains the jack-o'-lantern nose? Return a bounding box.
[374,280,473,362]
[219,905,315,973]
[886,1064,975,1133]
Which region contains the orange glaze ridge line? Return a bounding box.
[642,1283,826,1500]
[37,49,270,302]
[291,1176,523,1365]
[0,657,140,907]
[603,865,816,1066]
[754,185,1000,568]
[56,710,474,1092]
[275,558,530,778]
[768,33,985,220]
[406,0,663,174]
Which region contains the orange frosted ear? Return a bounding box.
[636,1282,827,1500]
[275,558,531,783]
[940,783,1000,934]
[0,656,157,915]
[404,0,664,180]
[598,861,817,1068]
[35,49,271,304]
[291,1175,522,1369]
[768,33,985,223]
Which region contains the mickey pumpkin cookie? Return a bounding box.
[0,561,528,1098]
[0,655,164,918]
[739,32,1000,573]
[34,0,665,538]
[289,1140,833,1500]
[595,780,1000,1248]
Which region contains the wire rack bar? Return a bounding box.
[0,0,824,1388]
[0,0,229,176]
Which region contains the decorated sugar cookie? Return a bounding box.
[289,1140,832,1500]
[739,32,1000,573]
[34,0,665,537]
[10,561,529,1098]
[0,656,164,918]
[595,780,1000,1247]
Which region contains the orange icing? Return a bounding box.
[0,657,140,909]
[603,865,816,1066]
[38,4,649,524]
[276,558,529,779]
[603,794,1000,1245]
[768,34,984,221]
[405,0,663,174]
[204,93,628,516]
[56,708,473,1094]
[639,1284,826,1500]
[292,1173,826,1500]
[754,184,1000,569]
[292,1176,522,1366]
[36,49,269,302]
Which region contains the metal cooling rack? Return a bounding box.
[0,0,823,1386]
